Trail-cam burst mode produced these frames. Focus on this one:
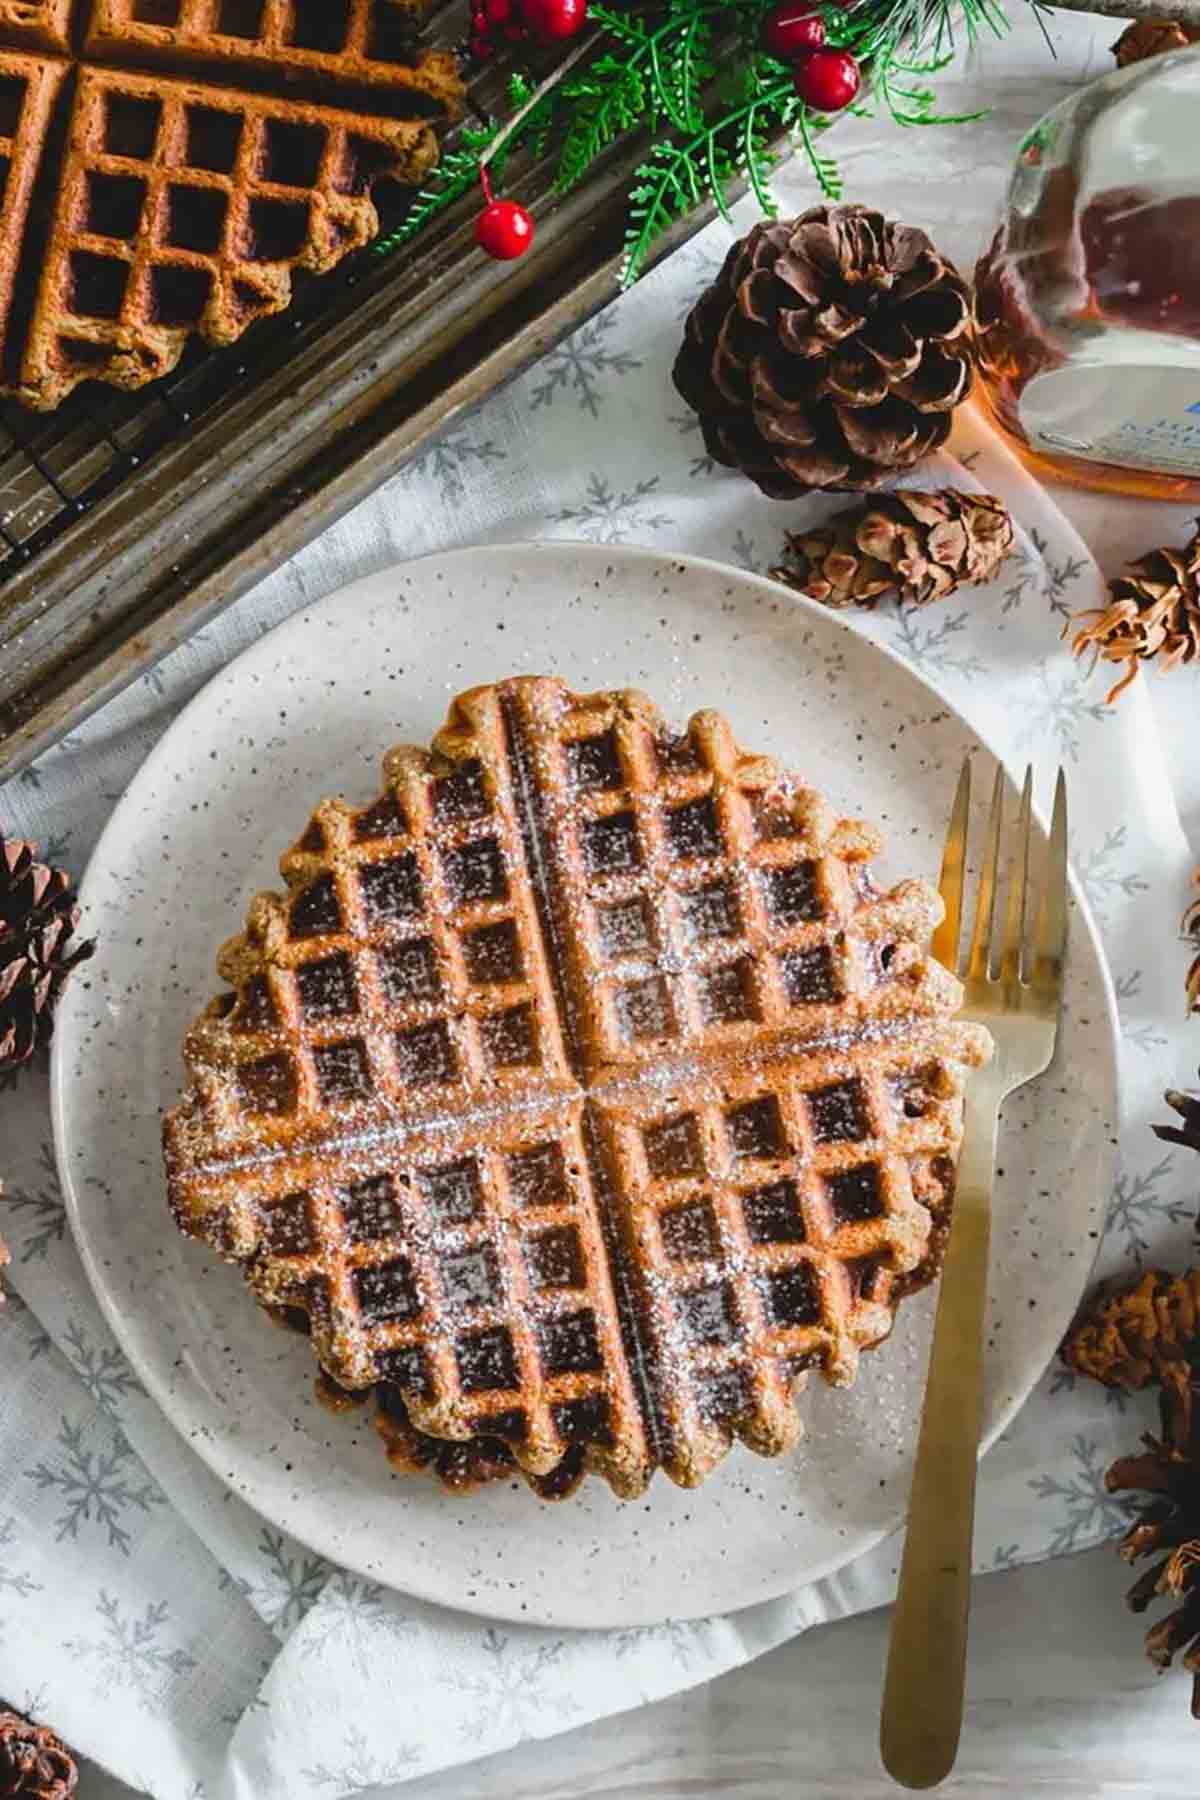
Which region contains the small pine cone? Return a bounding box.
[1071,526,1200,703]
[771,488,1013,610]
[1185,877,1200,1016]
[1106,1396,1200,1716]
[0,1713,78,1799]
[1113,18,1200,65]
[1068,1264,1200,1717]
[1154,1073,1200,1157]
[0,835,95,1077]
[672,205,974,498]
[1063,1269,1200,1394]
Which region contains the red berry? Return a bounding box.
[522,0,588,39]
[475,199,535,261]
[792,46,860,110]
[484,0,513,22]
[762,3,825,60]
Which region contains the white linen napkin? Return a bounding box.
[1,303,1196,1793]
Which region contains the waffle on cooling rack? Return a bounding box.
[0,51,64,357]
[0,1,463,408]
[164,677,992,1500]
[85,1,461,112]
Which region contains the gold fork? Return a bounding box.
[879,758,1069,1791]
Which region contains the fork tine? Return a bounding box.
[1032,767,1069,993]
[967,764,1005,982]
[932,757,971,976]
[999,765,1034,984]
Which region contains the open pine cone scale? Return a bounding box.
[1153,1077,1200,1154]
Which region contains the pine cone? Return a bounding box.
[1106,1394,1200,1715]
[770,488,1013,609]
[0,1713,78,1799]
[0,836,94,1077]
[1071,526,1200,702]
[1113,18,1200,65]
[1185,878,1200,1017]
[1063,1269,1200,1396]
[1155,1072,1200,1157]
[1066,1265,1200,1716]
[672,205,974,498]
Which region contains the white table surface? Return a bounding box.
[67,6,1200,1793]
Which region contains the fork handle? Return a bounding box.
[879,1090,1000,1791]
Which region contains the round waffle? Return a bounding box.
[164,676,992,1499]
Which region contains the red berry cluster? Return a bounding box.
[469,0,587,61]
[470,0,588,261]
[761,3,860,112]
[469,0,519,60]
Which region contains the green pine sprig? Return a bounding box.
[372,74,548,254]
[379,0,1018,282]
[621,71,800,281]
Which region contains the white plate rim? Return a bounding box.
[51,538,1121,1629]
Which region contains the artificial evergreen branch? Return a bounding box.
[621,75,798,278]
[381,0,1024,283]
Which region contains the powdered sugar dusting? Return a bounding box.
[168,676,988,1494]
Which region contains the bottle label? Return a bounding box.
[1022,365,1200,476]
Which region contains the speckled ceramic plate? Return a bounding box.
[52,542,1118,1630]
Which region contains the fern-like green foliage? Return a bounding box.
[379,0,1015,283]
[373,116,502,253]
[372,76,547,254]
[556,51,653,192]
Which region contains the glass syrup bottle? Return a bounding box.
[974,45,1200,500]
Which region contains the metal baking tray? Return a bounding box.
[0,8,782,781]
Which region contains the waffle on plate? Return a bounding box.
[164,676,992,1500]
[0,1,463,407]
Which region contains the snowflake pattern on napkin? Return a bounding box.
[0,188,1197,1799]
